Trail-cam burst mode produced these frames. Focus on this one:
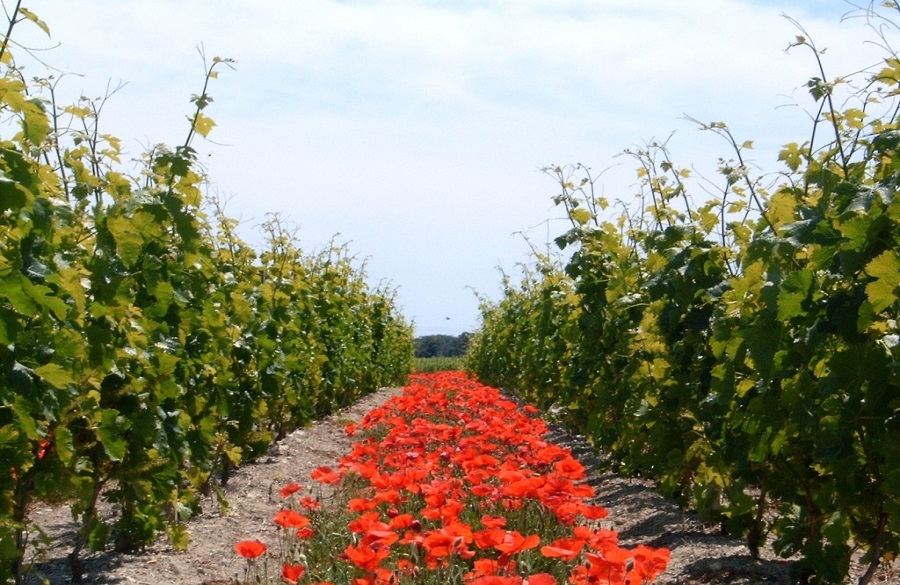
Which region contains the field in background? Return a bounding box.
[413,356,465,372]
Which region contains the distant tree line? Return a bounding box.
[414,333,471,357]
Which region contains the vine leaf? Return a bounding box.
[190,113,216,138]
[34,363,75,389]
[864,250,900,313]
[107,215,144,268]
[17,8,50,37]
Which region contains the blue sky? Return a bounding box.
[15,1,883,335]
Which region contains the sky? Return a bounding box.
[11,0,887,335]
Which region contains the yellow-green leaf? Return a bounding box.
[225,445,243,466]
[34,363,75,389]
[843,108,866,130]
[11,396,39,439]
[54,426,75,465]
[865,250,900,313]
[63,105,93,119]
[96,409,129,461]
[18,276,68,320]
[766,191,800,229]
[17,7,50,36]
[170,523,190,550]
[230,290,253,322]
[107,215,144,268]
[0,274,38,315]
[190,113,216,138]
[570,208,592,226]
[778,142,805,172]
[0,78,51,145]
[736,378,755,398]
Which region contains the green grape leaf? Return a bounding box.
[34,363,75,389]
[0,310,10,344]
[0,78,50,145]
[190,113,216,138]
[777,291,804,320]
[25,279,68,321]
[21,97,51,145]
[570,208,592,226]
[17,7,50,36]
[229,290,253,322]
[107,215,144,268]
[97,410,127,461]
[777,269,814,320]
[87,519,110,552]
[169,523,190,550]
[838,216,871,251]
[11,397,39,440]
[865,250,900,313]
[54,426,75,465]
[0,274,38,315]
[778,142,805,171]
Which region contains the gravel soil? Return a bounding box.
[21,385,898,585]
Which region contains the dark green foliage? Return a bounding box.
[414,333,471,358]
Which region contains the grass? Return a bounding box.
[412,356,466,372]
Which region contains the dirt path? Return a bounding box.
[23,385,898,585]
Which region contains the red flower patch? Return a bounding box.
[238,372,669,584]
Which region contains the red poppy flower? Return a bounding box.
[388,513,416,530]
[348,511,385,534]
[36,438,52,460]
[343,541,390,571]
[574,526,619,550]
[468,577,522,585]
[494,531,540,555]
[280,482,302,499]
[310,466,342,484]
[299,496,321,510]
[480,515,507,528]
[540,537,584,561]
[348,497,378,512]
[553,458,586,479]
[234,540,267,559]
[580,504,608,520]
[474,528,506,550]
[523,574,557,585]
[281,562,305,583]
[274,509,311,530]
[466,557,517,580]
